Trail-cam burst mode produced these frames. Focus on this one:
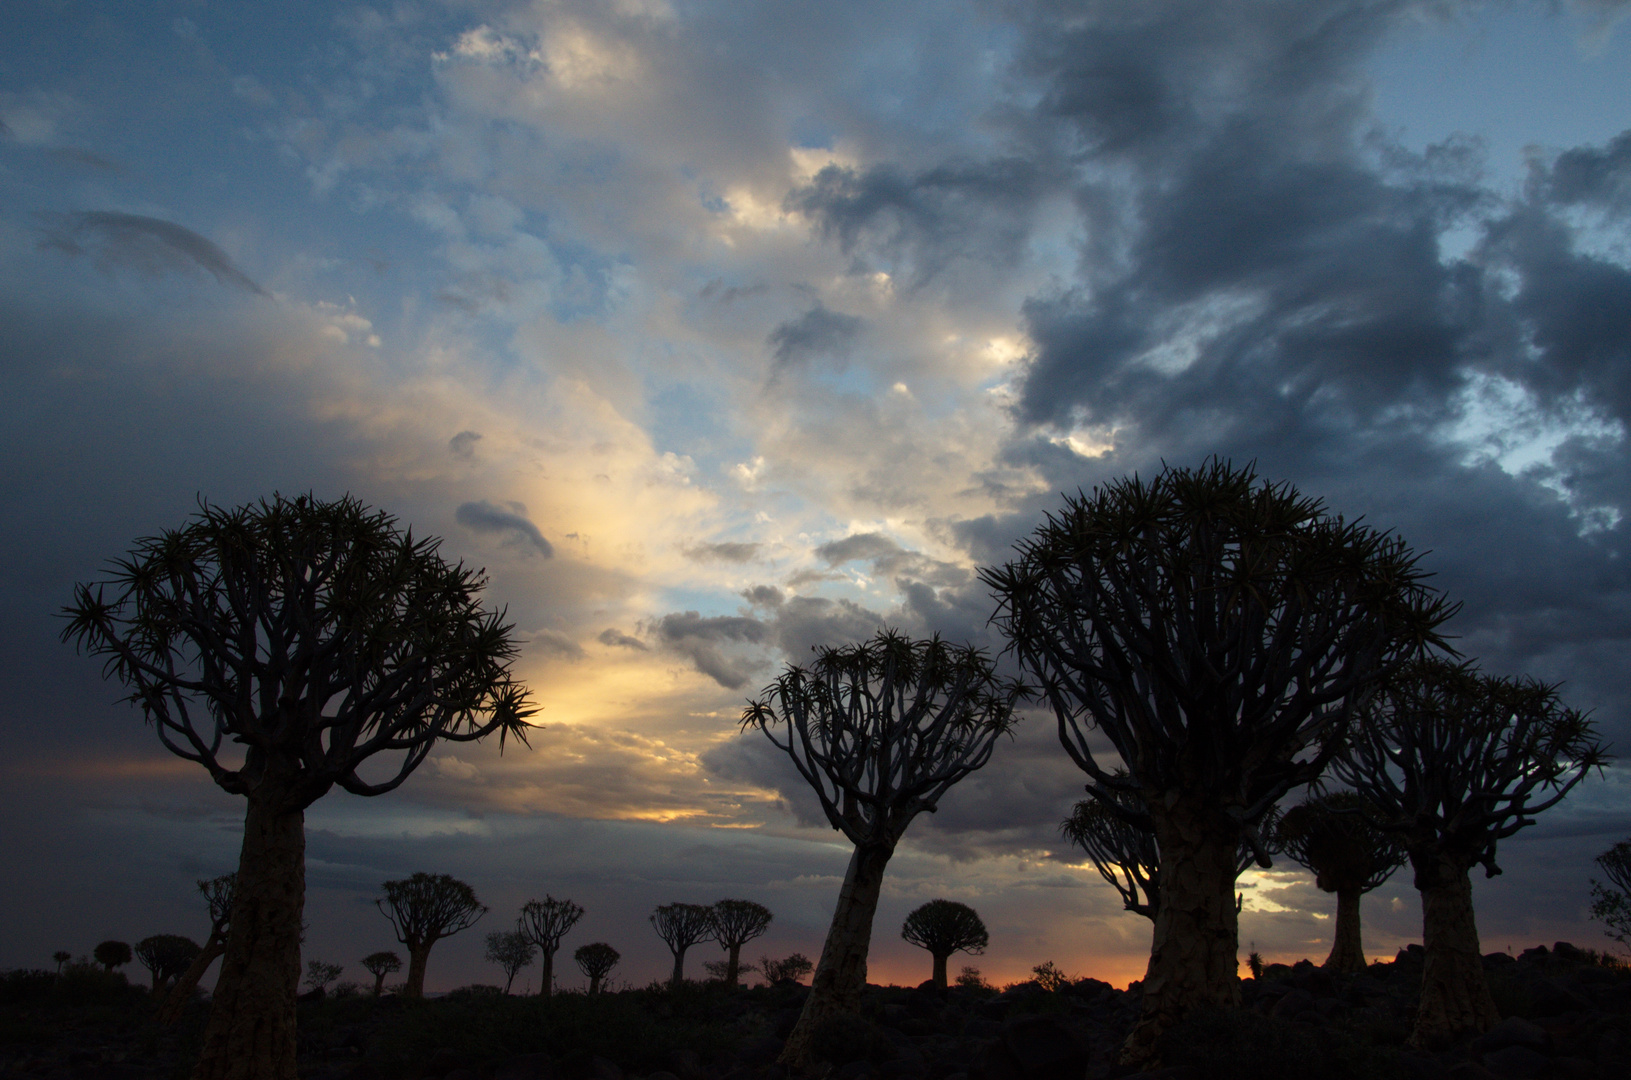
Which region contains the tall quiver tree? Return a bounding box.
[743,630,1026,1069]
[650,904,715,990]
[1273,794,1405,972]
[901,900,987,989]
[157,873,237,1024]
[378,873,488,997]
[517,895,583,998]
[983,460,1454,1067]
[61,493,533,1080]
[710,900,772,988]
[1332,659,1607,1047]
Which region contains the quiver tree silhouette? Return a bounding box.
[650,903,715,990]
[710,899,772,988]
[743,630,1026,1068]
[53,951,71,974]
[1272,793,1405,972]
[484,930,536,994]
[900,900,987,989]
[94,940,132,973]
[759,953,813,985]
[135,935,201,995]
[574,942,620,994]
[517,895,583,998]
[302,961,343,995]
[983,460,1454,1067]
[61,493,533,1080]
[377,873,488,997]
[157,873,237,1025]
[1332,658,1607,1047]
[359,951,401,997]
[1590,840,1631,948]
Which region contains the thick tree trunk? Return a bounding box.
[1324,887,1367,972]
[404,944,433,998]
[1119,799,1242,1069]
[539,949,555,998]
[157,931,226,1025]
[370,972,386,997]
[726,944,742,988]
[1410,849,1498,1048]
[779,841,894,1070]
[588,972,603,994]
[931,952,948,990]
[191,796,305,1080]
[669,946,689,991]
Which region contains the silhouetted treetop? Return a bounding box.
[1274,792,1404,895]
[93,941,131,972]
[574,942,620,994]
[378,873,487,997]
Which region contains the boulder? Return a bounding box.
[1480,1044,1552,1079]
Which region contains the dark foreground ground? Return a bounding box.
[4,943,1630,1080]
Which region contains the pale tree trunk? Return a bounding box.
[1323,887,1367,972]
[726,944,742,988]
[538,949,555,998]
[1119,798,1242,1070]
[931,952,948,990]
[779,841,894,1070]
[404,944,433,998]
[157,931,226,1025]
[191,795,305,1080]
[1410,848,1498,1049]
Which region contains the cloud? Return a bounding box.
[36,211,267,294]
[767,303,863,365]
[597,628,648,651]
[449,430,483,458]
[652,610,771,689]
[454,500,554,557]
[814,532,904,566]
[682,541,761,563]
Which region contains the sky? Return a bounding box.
[3,0,1631,994]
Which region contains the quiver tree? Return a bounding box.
[901,900,988,989]
[94,940,132,973]
[378,873,488,997]
[517,895,583,998]
[484,930,536,994]
[157,873,237,1024]
[1332,658,1607,1047]
[982,460,1453,1067]
[650,903,716,990]
[574,942,620,994]
[1590,840,1631,949]
[742,630,1026,1067]
[710,899,772,988]
[1273,793,1405,972]
[136,935,202,995]
[359,951,401,996]
[302,961,343,995]
[61,493,533,1080]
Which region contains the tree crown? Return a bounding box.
[742,630,1027,847]
[710,899,773,948]
[62,493,535,811]
[1273,791,1405,894]
[198,873,236,932]
[901,899,988,957]
[574,942,621,979]
[649,903,716,954]
[377,873,488,948]
[518,895,584,954]
[360,951,402,977]
[93,940,132,969]
[1333,657,1609,876]
[135,934,201,981]
[983,459,1455,836]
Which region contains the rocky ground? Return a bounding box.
[3,943,1629,1080]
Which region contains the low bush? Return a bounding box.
[1160,1006,1403,1080]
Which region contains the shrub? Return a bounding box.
[1161,1006,1402,1080]
[1031,961,1070,992]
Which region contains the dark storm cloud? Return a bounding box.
[653,610,771,689]
[1539,129,1631,210]
[37,211,267,294]
[767,303,862,365]
[682,541,762,563]
[597,628,648,651]
[786,158,1046,285]
[454,500,554,556]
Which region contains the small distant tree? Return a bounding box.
[303,961,344,994]
[650,903,715,990]
[574,942,620,994]
[759,952,814,985]
[517,895,583,998]
[1031,961,1070,992]
[1590,840,1631,950]
[135,935,201,995]
[156,873,237,1025]
[62,494,533,1080]
[377,873,488,997]
[94,940,132,972]
[901,900,988,989]
[52,951,71,974]
[956,966,989,990]
[360,951,402,997]
[743,631,1025,1067]
[484,930,536,994]
[1333,658,1608,1047]
[710,899,772,988]
[1273,793,1405,971]
[984,460,1453,1067]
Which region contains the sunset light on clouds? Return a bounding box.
[5,0,1631,993]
